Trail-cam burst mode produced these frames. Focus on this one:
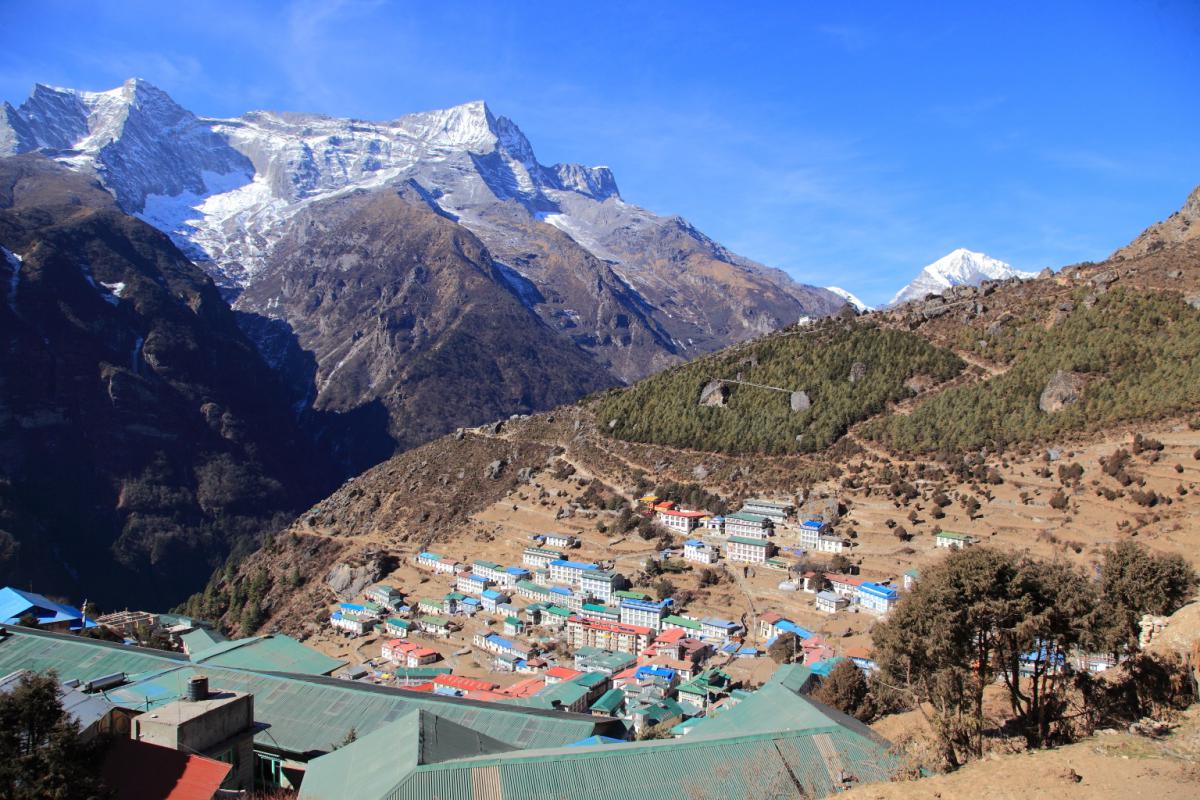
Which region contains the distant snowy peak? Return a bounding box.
[1,77,252,211]
[825,286,872,312]
[889,248,1035,306]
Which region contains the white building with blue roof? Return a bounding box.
[857,582,899,615]
[548,559,599,587]
[682,539,717,565]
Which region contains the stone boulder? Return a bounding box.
[790,390,811,413]
[326,559,384,600]
[986,313,1015,337]
[801,495,842,525]
[1039,370,1086,413]
[848,362,867,384]
[486,459,506,479]
[700,380,729,407]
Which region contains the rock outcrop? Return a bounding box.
[1039,370,1086,413]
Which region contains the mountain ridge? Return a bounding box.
[2,78,847,469]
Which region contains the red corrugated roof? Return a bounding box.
[657,508,708,518]
[102,738,231,800]
[501,677,546,697]
[434,674,497,692]
[545,666,583,680]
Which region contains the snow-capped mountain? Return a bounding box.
[826,286,872,312]
[1,80,252,214]
[1,80,840,338]
[888,248,1035,306]
[2,78,845,465]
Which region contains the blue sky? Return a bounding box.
[3,1,1198,305]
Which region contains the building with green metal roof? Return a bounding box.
[297,657,895,799]
[179,626,226,654]
[298,709,517,800]
[0,626,617,790]
[662,614,701,631]
[589,688,624,716]
[188,634,344,676]
[299,674,894,799]
[573,647,636,675]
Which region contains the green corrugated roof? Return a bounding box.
[388,667,451,679]
[662,615,701,630]
[332,726,893,800]
[298,659,895,800]
[580,603,616,614]
[727,536,770,546]
[420,615,451,627]
[0,626,188,681]
[180,627,226,653]
[574,649,635,673]
[299,709,516,800]
[0,628,606,759]
[589,688,624,714]
[571,672,608,689]
[188,634,344,676]
[766,663,816,694]
[936,530,972,540]
[525,680,591,710]
[727,512,770,523]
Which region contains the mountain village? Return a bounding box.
[0,11,1198,796]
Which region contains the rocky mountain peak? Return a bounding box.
[889,248,1035,306]
[1112,183,1200,260]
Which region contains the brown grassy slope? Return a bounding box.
[214,190,1200,639]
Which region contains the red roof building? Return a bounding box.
[433,674,498,695]
[544,665,583,683]
[501,677,546,697]
[102,738,231,800]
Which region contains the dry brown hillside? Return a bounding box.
[195,183,1200,647]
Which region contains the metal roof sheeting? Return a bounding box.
[0,628,605,758]
[188,634,345,675]
[367,727,893,800]
[298,660,894,800]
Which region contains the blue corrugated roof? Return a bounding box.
[0,587,94,629]
[776,620,813,639]
[549,559,598,570]
[859,582,898,600]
